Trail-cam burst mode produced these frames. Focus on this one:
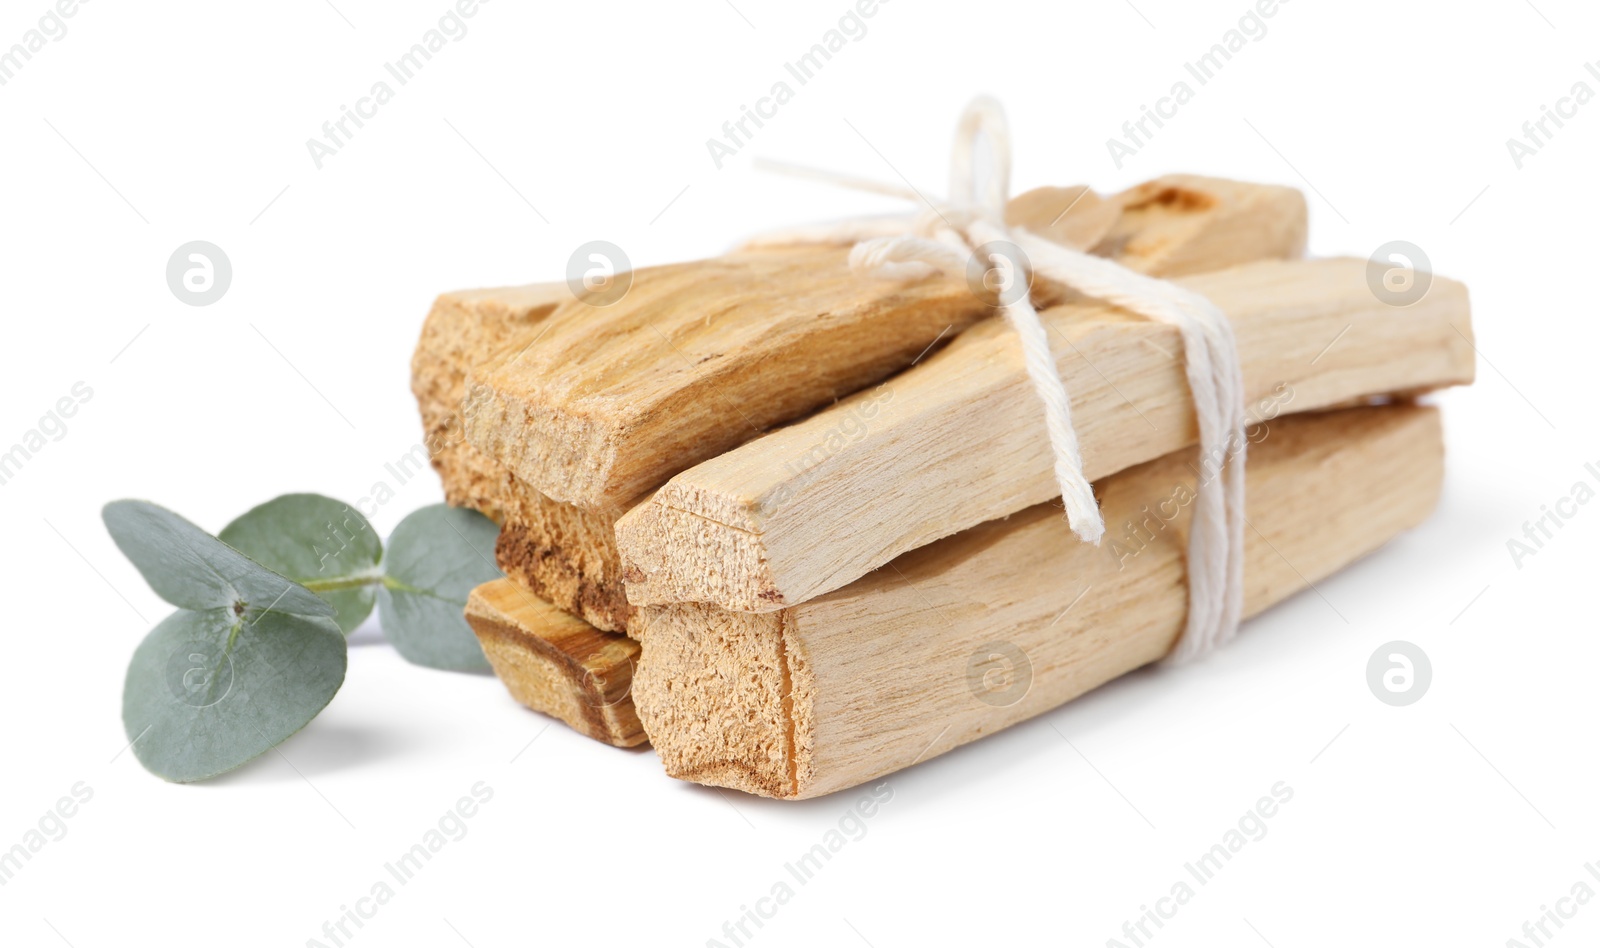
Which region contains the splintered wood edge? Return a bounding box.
[464,579,646,748]
[634,405,1445,799]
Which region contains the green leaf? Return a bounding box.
[378,504,501,673]
[122,607,346,782]
[220,494,383,635]
[103,500,333,620]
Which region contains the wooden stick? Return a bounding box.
[410,284,640,630]
[616,258,1473,613]
[411,282,567,523]
[465,579,645,747]
[460,176,1307,513]
[1084,175,1311,277]
[409,285,643,632]
[467,178,1307,633]
[632,404,1445,799]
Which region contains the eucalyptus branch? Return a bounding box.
[104,494,503,782]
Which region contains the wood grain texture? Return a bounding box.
[616,258,1474,612]
[465,578,645,747]
[460,176,1307,513]
[493,495,634,634]
[632,404,1445,799]
[410,282,567,523]
[410,284,638,630]
[455,178,1306,633]
[460,243,982,513]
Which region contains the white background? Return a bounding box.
[1,0,1596,945]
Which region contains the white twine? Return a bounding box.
[756,96,1249,663]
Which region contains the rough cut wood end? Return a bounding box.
[410,283,566,522]
[491,493,636,635]
[630,607,813,798]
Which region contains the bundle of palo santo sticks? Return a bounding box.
[412,171,1475,800]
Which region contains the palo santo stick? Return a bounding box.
[633,404,1445,799]
[409,284,643,630]
[465,579,645,747]
[471,178,1306,632]
[461,176,1307,513]
[460,242,980,512]
[1086,175,1311,277]
[411,282,567,522]
[617,257,1474,612]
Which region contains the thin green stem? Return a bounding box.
[301,572,386,593]
[381,575,427,595]
[300,572,433,597]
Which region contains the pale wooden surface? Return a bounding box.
[411,285,642,630]
[461,243,987,512]
[464,578,645,747]
[439,177,1306,634]
[617,258,1474,612]
[632,404,1445,799]
[1003,185,1121,252]
[1086,175,1310,277]
[459,176,1307,513]
[410,282,567,523]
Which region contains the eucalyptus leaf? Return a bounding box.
[377,504,501,672]
[122,607,346,782]
[220,494,383,635]
[103,500,333,620]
